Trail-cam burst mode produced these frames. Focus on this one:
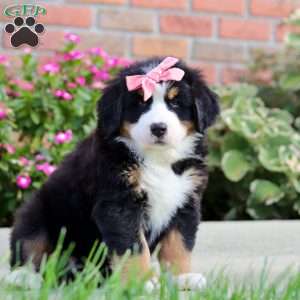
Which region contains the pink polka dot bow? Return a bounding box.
[126,57,185,101]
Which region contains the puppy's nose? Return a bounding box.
[150,122,167,138]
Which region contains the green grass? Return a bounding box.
[1,233,299,300]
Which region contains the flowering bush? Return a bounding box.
[0,33,129,226]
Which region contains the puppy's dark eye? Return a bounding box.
[168,100,179,109]
[137,88,144,98]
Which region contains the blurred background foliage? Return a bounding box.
[203,11,300,220]
[1,12,300,225]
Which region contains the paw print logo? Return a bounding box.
[5,17,45,48]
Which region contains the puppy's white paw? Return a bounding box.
[3,267,42,290]
[175,273,207,291]
[144,277,160,293]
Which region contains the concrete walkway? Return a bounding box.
[1,221,299,279]
[193,221,300,279]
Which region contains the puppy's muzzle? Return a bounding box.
[150,122,167,138]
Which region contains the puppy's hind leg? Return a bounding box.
[10,195,52,270]
[11,231,52,270]
[8,229,52,289]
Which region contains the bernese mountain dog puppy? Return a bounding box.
[10,57,219,290]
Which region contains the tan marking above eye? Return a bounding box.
[167,87,179,100]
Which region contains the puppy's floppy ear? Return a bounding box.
[97,78,124,140]
[194,86,220,132]
[188,71,220,132]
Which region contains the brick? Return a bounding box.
[192,42,246,63]
[100,10,154,32]
[35,5,92,28]
[3,30,127,56]
[131,0,187,9]
[67,0,126,4]
[160,15,212,36]
[193,0,244,15]
[250,0,299,18]
[193,63,216,84]
[276,24,300,41]
[77,33,128,56]
[133,36,188,58]
[221,67,248,84]
[219,18,271,41]
[39,31,66,51]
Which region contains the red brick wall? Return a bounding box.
[1,0,299,84]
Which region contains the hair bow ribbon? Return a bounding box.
[126,57,185,101]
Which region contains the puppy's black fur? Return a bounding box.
[10,58,219,276]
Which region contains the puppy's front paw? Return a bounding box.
[175,273,207,291]
[144,277,160,293]
[3,267,42,289]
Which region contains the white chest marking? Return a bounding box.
[140,156,194,243]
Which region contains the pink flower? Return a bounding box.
[54,90,73,101]
[0,103,9,120]
[0,144,16,154]
[106,57,118,68]
[0,108,7,120]
[91,81,105,89]
[23,48,32,54]
[11,79,34,91]
[5,87,20,98]
[36,164,44,171]
[43,63,60,74]
[67,82,77,89]
[44,165,56,176]
[54,129,73,144]
[64,51,84,61]
[36,162,57,176]
[89,47,108,58]
[35,154,45,161]
[117,58,132,67]
[65,33,80,44]
[63,91,73,101]
[6,144,15,154]
[16,175,31,189]
[76,76,86,86]
[91,66,110,81]
[54,90,64,98]
[0,55,9,66]
[19,157,29,166]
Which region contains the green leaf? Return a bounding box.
[76,89,92,101]
[222,133,251,153]
[279,73,300,91]
[286,32,300,47]
[207,147,222,168]
[268,109,293,125]
[221,150,251,182]
[293,201,300,215]
[250,180,284,205]
[30,111,40,125]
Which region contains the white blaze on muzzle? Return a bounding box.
[129,83,187,148]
